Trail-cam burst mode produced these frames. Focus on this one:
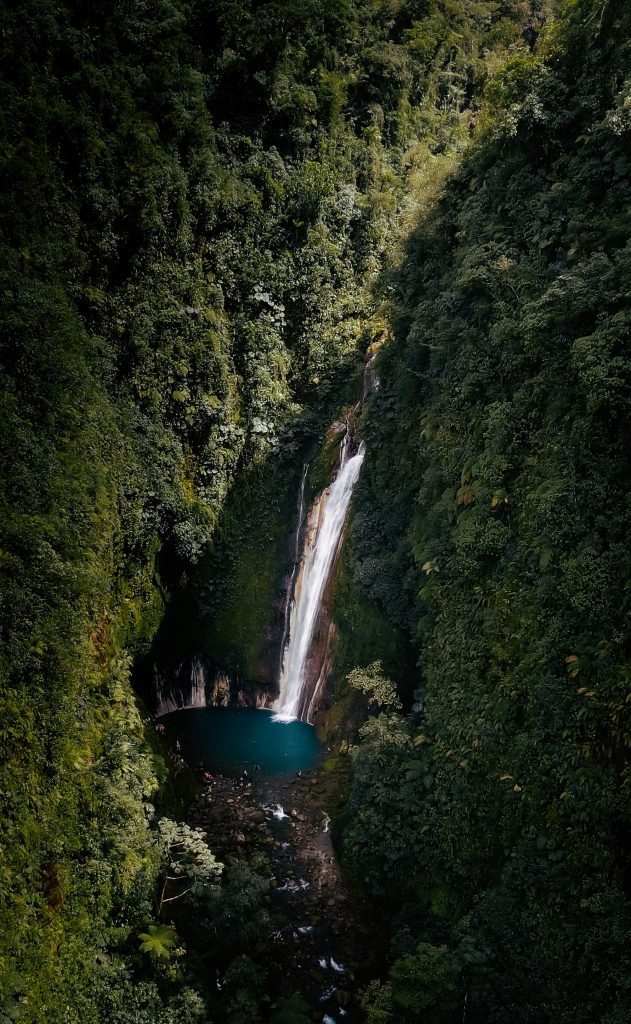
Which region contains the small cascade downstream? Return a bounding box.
[274,434,365,722]
[185,769,372,1021]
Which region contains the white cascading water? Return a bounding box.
[274,435,365,721]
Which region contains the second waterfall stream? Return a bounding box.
[273,432,366,722]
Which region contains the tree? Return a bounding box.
[138,924,177,960]
[156,818,222,910]
[347,660,402,709]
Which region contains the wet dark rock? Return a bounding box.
[184,770,376,1013]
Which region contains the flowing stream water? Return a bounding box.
[273,436,366,721]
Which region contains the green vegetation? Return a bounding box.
[322,526,410,746]
[1,0,629,1021]
[2,0,524,1016]
[201,463,303,680]
[345,2,631,1021]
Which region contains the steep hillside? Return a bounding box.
[0,2,532,1021]
[347,2,631,1021]
[4,1,629,1021]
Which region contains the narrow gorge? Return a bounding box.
[152,353,376,727]
[1,3,630,1024]
[148,370,378,1021]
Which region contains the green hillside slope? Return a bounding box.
[347,3,631,1021]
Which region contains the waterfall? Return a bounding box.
[274,436,365,722]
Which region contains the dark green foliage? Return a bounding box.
[330,520,411,694]
[269,994,312,1024]
[0,0,411,1014]
[4,0,628,1021]
[2,0,523,1016]
[345,3,631,1022]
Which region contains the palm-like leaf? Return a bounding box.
[138,923,177,958]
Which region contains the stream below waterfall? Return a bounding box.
[152,357,380,1018]
[183,764,374,1023]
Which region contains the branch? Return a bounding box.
[162,887,193,903]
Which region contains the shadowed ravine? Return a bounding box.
[155,376,375,1017]
[153,355,376,724]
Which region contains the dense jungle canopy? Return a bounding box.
[0,1,629,1022]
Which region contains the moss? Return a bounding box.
[317,750,354,822]
[318,690,367,746]
[306,419,348,499]
[111,541,166,658]
[330,514,409,693]
[206,529,284,678]
[203,459,303,679]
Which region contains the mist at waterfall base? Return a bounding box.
[163,707,322,776]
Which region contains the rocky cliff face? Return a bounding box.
[154,656,276,717]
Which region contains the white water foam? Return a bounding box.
[264,803,288,820]
[274,439,365,721]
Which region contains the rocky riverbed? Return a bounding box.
[186,766,378,1021]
